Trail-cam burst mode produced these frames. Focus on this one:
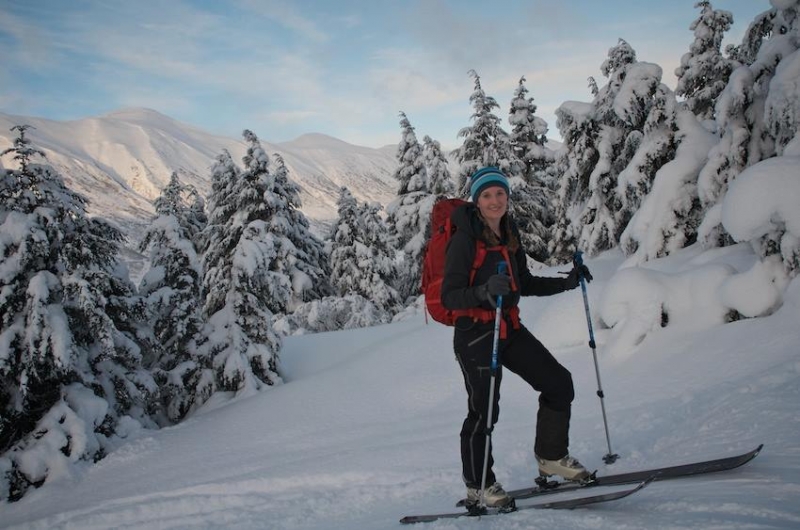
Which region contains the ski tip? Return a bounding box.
[609,475,656,500]
[614,474,656,497]
[745,444,765,463]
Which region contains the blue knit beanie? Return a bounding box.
[469,167,510,202]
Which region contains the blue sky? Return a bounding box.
[0,0,769,149]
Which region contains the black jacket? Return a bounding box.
[440,203,569,317]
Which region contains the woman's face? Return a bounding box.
[476,185,508,225]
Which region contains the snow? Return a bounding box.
[25,271,72,369]
[600,258,735,359]
[722,155,800,241]
[614,62,662,126]
[712,66,754,136]
[620,110,717,262]
[766,49,800,152]
[556,101,594,126]
[2,247,799,529]
[719,153,800,276]
[719,255,787,317]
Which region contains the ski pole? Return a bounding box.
[573,251,619,465]
[479,261,507,507]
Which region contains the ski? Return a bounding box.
[452,444,762,507]
[511,443,762,500]
[399,477,652,525]
[453,443,762,506]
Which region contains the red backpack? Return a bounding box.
[421,198,518,328]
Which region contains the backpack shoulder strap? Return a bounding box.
[468,240,487,285]
[473,243,519,292]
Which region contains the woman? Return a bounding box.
[441,166,592,508]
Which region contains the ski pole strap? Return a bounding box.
[573,250,589,286]
[573,249,585,269]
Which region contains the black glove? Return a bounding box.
[486,274,511,297]
[565,264,593,289]
[477,274,511,308]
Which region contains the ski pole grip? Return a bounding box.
[495,261,507,307]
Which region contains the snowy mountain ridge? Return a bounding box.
[0,108,400,239]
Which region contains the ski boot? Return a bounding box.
[536,454,591,482]
[465,482,516,514]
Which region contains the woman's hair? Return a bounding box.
[476,211,519,253]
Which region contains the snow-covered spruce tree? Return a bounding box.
[721,145,800,280]
[697,2,799,248]
[619,108,718,263]
[675,1,735,122]
[137,172,206,422]
[724,4,784,67]
[387,113,436,302]
[422,135,454,196]
[508,76,556,262]
[757,2,800,157]
[276,188,400,334]
[618,0,743,262]
[451,70,520,197]
[508,176,552,263]
[267,153,331,305]
[329,187,362,298]
[509,76,554,185]
[200,149,240,324]
[448,71,547,262]
[274,295,390,334]
[574,39,664,256]
[196,136,283,398]
[695,66,755,248]
[616,83,680,245]
[0,126,157,502]
[357,200,402,312]
[185,184,208,242]
[394,112,428,195]
[329,188,400,312]
[387,192,436,303]
[549,101,599,264]
[714,3,800,277]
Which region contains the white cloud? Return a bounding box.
[0,0,776,148]
[235,0,330,43]
[0,8,61,69]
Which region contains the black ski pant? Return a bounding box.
[454,320,575,489]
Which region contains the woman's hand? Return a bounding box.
[565,264,592,289]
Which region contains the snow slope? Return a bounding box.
[1,246,798,529]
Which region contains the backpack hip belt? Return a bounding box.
[452,306,520,339]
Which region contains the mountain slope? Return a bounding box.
[0,108,399,238]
